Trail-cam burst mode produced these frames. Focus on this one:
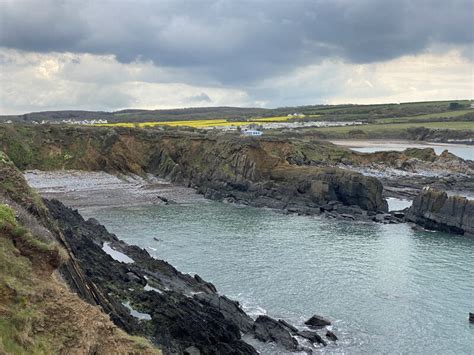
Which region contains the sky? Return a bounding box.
[0,0,473,114]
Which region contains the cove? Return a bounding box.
[81,200,474,354]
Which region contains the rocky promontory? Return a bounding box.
[3,123,472,223]
[405,188,474,236]
[0,125,388,218]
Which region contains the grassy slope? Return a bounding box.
[0,152,160,354]
[375,109,473,123]
[317,121,474,133]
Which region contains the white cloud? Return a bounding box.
[253,48,474,107]
[0,48,252,114]
[330,49,474,104]
[0,46,472,114]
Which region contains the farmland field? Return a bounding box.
[317,120,474,133]
[95,115,308,129]
[375,109,472,124]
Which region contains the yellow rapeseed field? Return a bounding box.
[93,115,317,129]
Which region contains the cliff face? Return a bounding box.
[1,149,336,354]
[0,151,159,354]
[0,125,388,213]
[405,188,474,236]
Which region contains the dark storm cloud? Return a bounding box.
[1,0,472,84]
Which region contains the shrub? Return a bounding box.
[0,204,17,228]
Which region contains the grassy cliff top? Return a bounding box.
[0,152,160,354]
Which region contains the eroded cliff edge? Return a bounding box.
[0,125,388,216]
[0,151,159,354]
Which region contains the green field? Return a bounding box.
[376,109,473,124]
[317,121,474,133]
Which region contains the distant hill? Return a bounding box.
[0,100,471,123]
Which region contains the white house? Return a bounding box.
[243,129,263,136]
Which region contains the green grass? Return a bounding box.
[376,109,473,124]
[0,204,17,228]
[317,120,474,133]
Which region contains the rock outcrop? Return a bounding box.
[253,316,298,351]
[405,188,474,236]
[45,198,257,354]
[305,314,332,328]
[45,198,332,354]
[0,125,388,215]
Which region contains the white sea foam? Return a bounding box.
[387,197,412,211]
[241,301,267,319]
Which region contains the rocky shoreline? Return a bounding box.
[2,149,341,354]
[2,125,473,353]
[46,198,338,354]
[4,125,472,223]
[406,188,474,236]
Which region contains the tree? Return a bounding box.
[448,102,462,110]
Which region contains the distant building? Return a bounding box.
[470,103,474,109]
[223,126,238,131]
[243,129,262,136]
[60,119,108,125]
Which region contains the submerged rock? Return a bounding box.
[326,330,338,341]
[469,313,474,323]
[305,314,332,328]
[298,330,327,346]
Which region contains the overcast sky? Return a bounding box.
[0,0,473,114]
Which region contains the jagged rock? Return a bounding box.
[392,211,405,218]
[253,315,298,350]
[194,294,254,332]
[374,213,389,222]
[405,188,474,236]
[298,330,327,346]
[45,199,258,354]
[341,213,355,220]
[469,313,474,323]
[326,330,338,341]
[305,315,331,328]
[278,319,299,334]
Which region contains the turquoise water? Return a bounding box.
[82,202,474,354]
